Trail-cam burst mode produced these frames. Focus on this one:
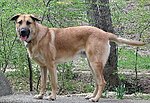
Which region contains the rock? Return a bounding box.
[0,72,13,96]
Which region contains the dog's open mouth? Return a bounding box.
[20,36,28,41]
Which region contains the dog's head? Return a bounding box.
[11,14,40,42]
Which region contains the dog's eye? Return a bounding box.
[17,20,22,25]
[26,21,31,25]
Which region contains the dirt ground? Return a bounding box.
[0,94,150,103]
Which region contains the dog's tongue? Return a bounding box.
[20,36,27,41]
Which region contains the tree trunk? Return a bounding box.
[86,0,120,89]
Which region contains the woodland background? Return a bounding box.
[0,0,149,99]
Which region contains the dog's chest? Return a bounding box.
[27,46,46,66]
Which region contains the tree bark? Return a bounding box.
[86,0,120,89]
[27,54,33,91]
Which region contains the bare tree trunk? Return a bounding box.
[86,0,120,89]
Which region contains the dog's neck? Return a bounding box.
[25,34,38,48]
[24,33,37,47]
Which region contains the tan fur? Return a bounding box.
[11,14,145,102]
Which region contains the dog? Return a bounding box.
[11,14,145,102]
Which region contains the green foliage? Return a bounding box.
[58,62,75,80]
[83,83,94,93]
[118,73,126,82]
[110,0,150,41]
[118,48,150,69]
[57,62,75,93]
[115,73,126,99]
[115,84,126,99]
[42,0,87,27]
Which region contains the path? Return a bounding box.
[0,94,150,103]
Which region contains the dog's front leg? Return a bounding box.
[46,63,57,101]
[34,66,47,99]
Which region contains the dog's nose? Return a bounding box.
[20,28,27,35]
[20,28,30,37]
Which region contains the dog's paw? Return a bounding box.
[89,98,99,102]
[45,95,56,101]
[33,94,43,99]
[85,95,94,100]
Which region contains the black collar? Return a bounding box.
[25,40,31,43]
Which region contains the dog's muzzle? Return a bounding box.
[19,28,30,41]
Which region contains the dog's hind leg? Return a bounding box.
[34,66,47,99]
[85,39,110,102]
[85,83,98,100]
[85,59,98,100]
[88,61,106,102]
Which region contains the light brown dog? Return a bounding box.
[11,14,145,102]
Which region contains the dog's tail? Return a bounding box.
[108,32,145,46]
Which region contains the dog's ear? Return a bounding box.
[30,14,41,22]
[10,14,21,21]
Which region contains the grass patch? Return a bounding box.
[118,47,150,70]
